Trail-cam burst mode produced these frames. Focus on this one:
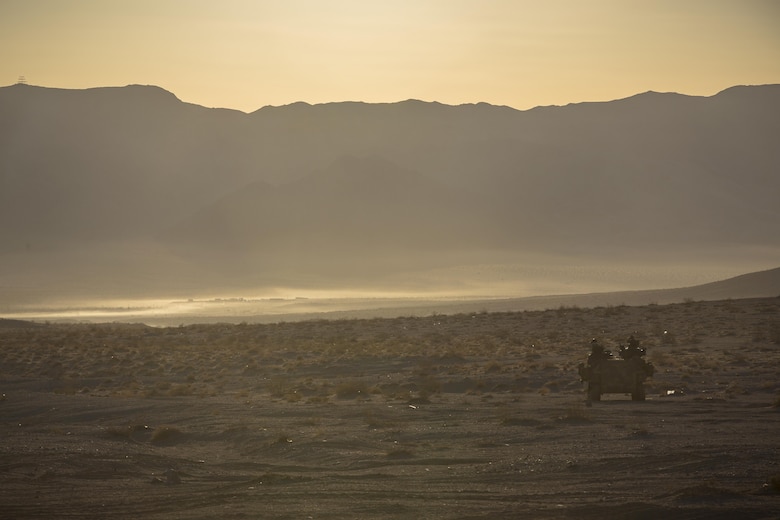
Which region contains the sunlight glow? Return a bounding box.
[1,1,777,110]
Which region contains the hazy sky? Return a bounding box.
[2,0,779,112]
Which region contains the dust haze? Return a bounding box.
[1,83,779,322]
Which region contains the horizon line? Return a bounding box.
[5,81,777,114]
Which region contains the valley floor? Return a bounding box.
[1,298,779,519]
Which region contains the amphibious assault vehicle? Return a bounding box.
[578,339,654,401]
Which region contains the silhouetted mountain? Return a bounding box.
[669,266,780,301]
[299,267,780,318]
[1,82,779,298]
[168,155,495,251]
[0,84,251,249]
[499,266,780,312]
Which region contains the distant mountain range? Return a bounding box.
[291,266,780,321]
[1,83,779,301]
[505,266,780,312]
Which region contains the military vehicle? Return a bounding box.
[578,338,654,401]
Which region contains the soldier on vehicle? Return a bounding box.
[587,339,611,366]
[619,335,646,360]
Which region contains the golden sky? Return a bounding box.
[2,0,779,112]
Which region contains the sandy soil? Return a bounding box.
[1,297,779,519]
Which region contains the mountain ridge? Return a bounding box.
[1,82,779,300]
[9,81,778,113]
[317,266,780,320]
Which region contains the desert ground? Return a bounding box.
[1,297,779,519]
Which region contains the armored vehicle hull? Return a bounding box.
[578,357,654,401]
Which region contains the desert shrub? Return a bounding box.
[335,380,369,399]
[724,381,748,398]
[660,330,676,345]
[254,473,310,486]
[558,403,590,422]
[52,380,78,395]
[501,416,542,427]
[414,358,435,377]
[727,351,748,364]
[363,411,397,430]
[484,361,503,373]
[770,324,780,345]
[492,327,511,340]
[284,391,302,403]
[266,376,292,398]
[416,374,441,394]
[274,434,293,444]
[628,423,651,437]
[168,383,195,396]
[542,380,563,394]
[386,448,415,459]
[113,379,142,398]
[649,349,671,367]
[105,424,149,441]
[150,426,185,445]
